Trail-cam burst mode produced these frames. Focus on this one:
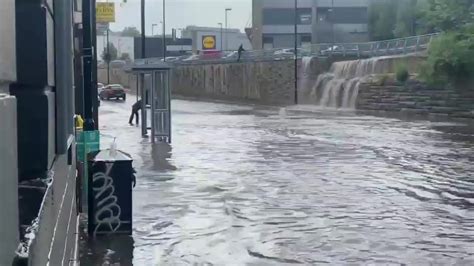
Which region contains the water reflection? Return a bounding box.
[80,235,134,266]
[150,142,177,171]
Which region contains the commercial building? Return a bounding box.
[134,37,193,58]
[181,26,252,53]
[252,0,370,49]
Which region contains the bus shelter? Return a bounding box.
[129,64,172,143]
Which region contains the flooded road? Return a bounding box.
[81,98,474,265]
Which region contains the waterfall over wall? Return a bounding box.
[301,56,401,109]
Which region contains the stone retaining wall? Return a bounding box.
[357,80,474,119]
[172,60,296,105]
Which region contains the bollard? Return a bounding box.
[87,149,136,236]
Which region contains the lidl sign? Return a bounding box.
[96,3,115,23]
[202,35,216,50]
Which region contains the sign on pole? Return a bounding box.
[202,35,216,50]
[96,2,116,23]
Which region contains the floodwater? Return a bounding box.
[81,98,474,265]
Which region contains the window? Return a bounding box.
[317,7,368,24]
[263,8,312,25]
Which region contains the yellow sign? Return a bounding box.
[202,35,216,50]
[96,3,115,23]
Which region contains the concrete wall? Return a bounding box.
[97,35,135,61]
[98,68,137,88]
[172,60,296,105]
[0,0,16,93]
[357,80,474,119]
[0,95,19,266]
[0,1,19,265]
[16,152,78,266]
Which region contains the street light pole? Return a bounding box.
[294,0,298,104]
[106,24,110,84]
[163,0,167,61]
[225,8,232,51]
[141,0,146,59]
[218,23,223,51]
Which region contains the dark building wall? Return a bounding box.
[10,0,79,264]
[253,0,369,48]
[134,37,192,58]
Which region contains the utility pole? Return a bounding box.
[163,0,166,61]
[82,0,95,130]
[141,0,146,59]
[106,24,110,84]
[331,0,335,46]
[225,8,232,51]
[294,0,298,105]
[91,0,99,128]
[218,23,223,51]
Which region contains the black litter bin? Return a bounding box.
[88,149,136,236]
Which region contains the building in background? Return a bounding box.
[252,0,370,49]
[97,35,135,61]
[181,26,252,53]
[134,37,193,59]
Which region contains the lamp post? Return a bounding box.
[225,8,232,51]
[294,0,298,104]
[106,23,110,85]
[162,0,167,61]
[141,0,146,58]
[218,23,223,51]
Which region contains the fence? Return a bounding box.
[132,33,439,66]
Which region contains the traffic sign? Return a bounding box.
[96,2,115,23]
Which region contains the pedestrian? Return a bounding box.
[237,44,245,62]
[129,99,142,125]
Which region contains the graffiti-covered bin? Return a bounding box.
[88,149,136,236]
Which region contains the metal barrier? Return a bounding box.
[133,33,439,66]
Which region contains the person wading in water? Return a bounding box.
[129,99,142,125]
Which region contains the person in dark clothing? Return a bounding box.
[237,44,245,62]
[129,99,142,125]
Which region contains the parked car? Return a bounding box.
[99,84,126,101]
[222,51,238,59]
[182,54,200,61]
[161,57,180,62]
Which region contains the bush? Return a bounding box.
[420,30,474,86]
[395,64,409,83]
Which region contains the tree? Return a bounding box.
[420,1,474,85]
[121,27,140,37]
[394,0,418,37]
[420,0,474,32]
[119,52,131,62]
[369,0,424,40]
[101,42,118,63]
[369,0,398,40]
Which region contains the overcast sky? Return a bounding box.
[109,0,252,34]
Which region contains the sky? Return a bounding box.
[108,0,252,35]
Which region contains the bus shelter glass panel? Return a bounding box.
[151,71,171,143]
